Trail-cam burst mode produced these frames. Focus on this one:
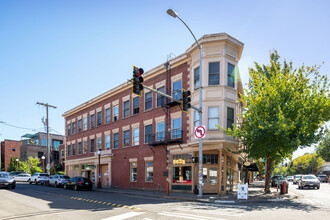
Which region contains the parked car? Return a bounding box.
[286,176,293,182]
[271,175,283,187]
[293,174,302,184]
[13,173,31,182]
[29,173,50,185]
[48,174,70,187]
[317,174,327,183]
[298,174,320,189]
[0,171,16,189]
[9,171,28,177]
[64,177,92,191]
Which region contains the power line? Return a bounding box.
[0,121,39,132]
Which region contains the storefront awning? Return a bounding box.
[243,163,259,172]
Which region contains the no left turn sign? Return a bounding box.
[195,126,206,139]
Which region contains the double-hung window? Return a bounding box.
[209,62,220,85]
[72,122,76,134]
[130,162,137,182]
[208,107,219,129]
[133,97,139,115]
[145,161,153,182]
[172,118,182,139]
[77,142,82,155]
[145,125,152,144]
[172,80,182,100]
[90,139,95,153]
[132,128,139,146]
[194,111,200,128]
[194,67,200,90]
[123,100,130,118]
[90,114,95,129]
[97,137,102,150]
[227,63,235,88]
[113,133,119,149]
[72,144,76,156]
[227,107,235,130]
[83,141,87,154]
[67,124,71,136]
[105,135,110,149]
[157,86,165,107]
[113,105,119,122]
[145,92,152,111]
[156,121,165,141]
[78,119,82,132]
[123,130,130,147]
[105,108,111,124]
[97,111,102,126]
[83,118,87,131]
[67,145,71,156]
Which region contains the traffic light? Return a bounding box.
[132,66,144,96]
[182,89,191,113]
[290,162,293,168]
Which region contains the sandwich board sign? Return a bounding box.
[237,183,248,200]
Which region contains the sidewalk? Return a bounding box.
[95,182,298,204]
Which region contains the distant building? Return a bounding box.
[320,162,330,176]
[20,132,64,171]
[1,139,22,171]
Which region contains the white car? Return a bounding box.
[29,173,50,185]
[286,176,293,182]
[14,173,31,182]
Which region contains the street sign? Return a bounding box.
[194,126,206,139]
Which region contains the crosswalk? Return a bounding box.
[101,203,245,220]
[304,198,325,206]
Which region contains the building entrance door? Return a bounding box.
[202,166,219,194]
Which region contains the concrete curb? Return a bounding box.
[95,188,298,204]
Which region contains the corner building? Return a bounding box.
[62,33,244,194]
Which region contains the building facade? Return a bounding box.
[20,132,64,172]
[1,140,22,171]
[63,33,245,194]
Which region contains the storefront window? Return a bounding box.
[203,168,207,183]
[145,162,153,182]
[173,153,192,164]
[130,162,137,182]
[210,168,217,184]
[172,166,191,184]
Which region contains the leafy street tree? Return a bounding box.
[316,128,330,161]
[26,157,42,174]
[7,157,42,174]
[222,51,330,193]
[7,157,18,172]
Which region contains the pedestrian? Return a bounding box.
[326,176,329,183]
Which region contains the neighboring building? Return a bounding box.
[320,162,330,176]
[20,132,64,171]
[59,144,65,171]
[1,140,22,171]
[63,33,245,194]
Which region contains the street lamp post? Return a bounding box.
[97,150,102,189]
[16,158,19,171]
[41,156,45,173]
[167,9,204,197]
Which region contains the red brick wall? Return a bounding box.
[1,140,22,171]
[64,62,189,190]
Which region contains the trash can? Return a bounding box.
[279,181,288,194]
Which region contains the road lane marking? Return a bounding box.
[101,212,145,220]
[312,199,325,206]
[159,211,227,220]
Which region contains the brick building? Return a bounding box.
[1,140,22,171]
[63,33,245,194]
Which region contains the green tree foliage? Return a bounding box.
[7,157,18,172]
[26,157,42,174]
[223,51,330,192]
[316,128,330,161]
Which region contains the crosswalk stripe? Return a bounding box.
[159,211,227,220]
[101,212,144,220]
[312,199,325,206]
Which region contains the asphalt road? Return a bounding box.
[0,182,329,220]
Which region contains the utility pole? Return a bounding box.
[36,102,57,174]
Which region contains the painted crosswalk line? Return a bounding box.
[101,212,145,220]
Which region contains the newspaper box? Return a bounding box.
[237,183,248,200]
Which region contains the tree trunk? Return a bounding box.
[264,158,273,193]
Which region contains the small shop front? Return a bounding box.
[170,149,241,194]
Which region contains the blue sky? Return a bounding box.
[1,0,329,159]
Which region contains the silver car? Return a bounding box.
[293,174,302,184]
[48,174,70,187]
[14,173,31,182]
[29,173,50,185]
[298,175,320,189]
[0,171,16,189]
